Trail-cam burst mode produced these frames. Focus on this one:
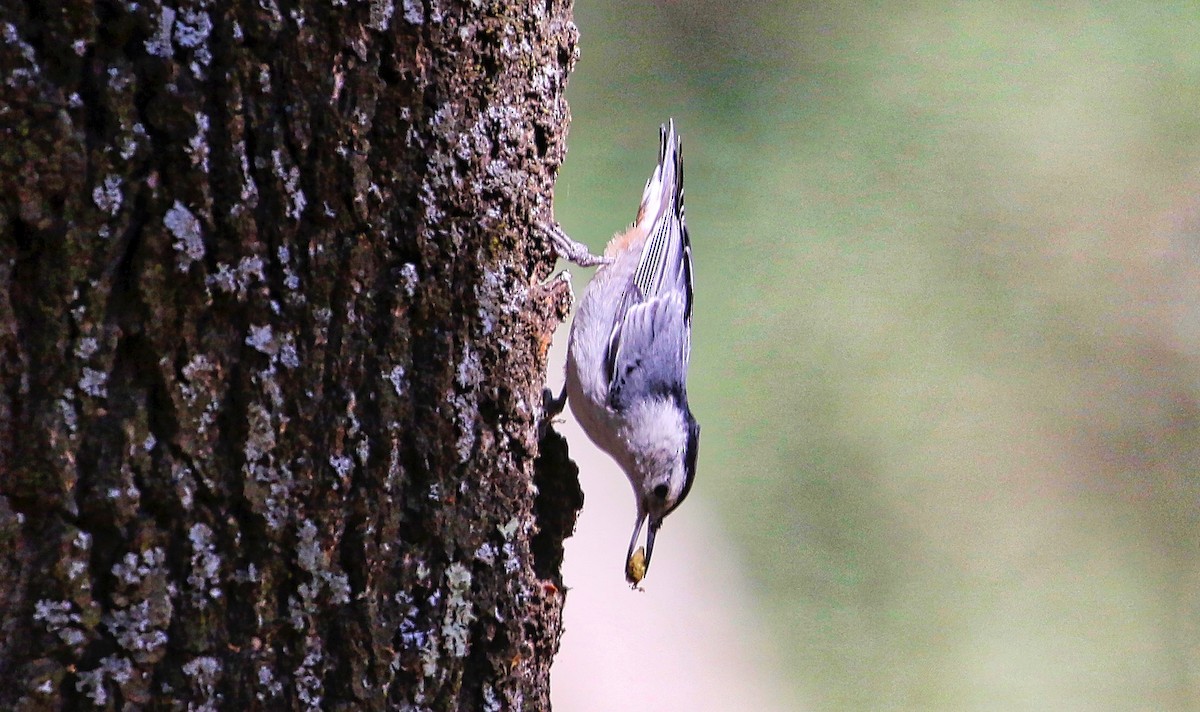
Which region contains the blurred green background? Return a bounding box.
[554,2,1200,710]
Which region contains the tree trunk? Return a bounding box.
[0,0,582,708]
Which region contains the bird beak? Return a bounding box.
[626,510,665,585]
[626,510,647,573]
[645,517,662,571]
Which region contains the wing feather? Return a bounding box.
[605,119,695,407]
[607,292,688,410]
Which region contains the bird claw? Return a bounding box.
[543,222,611,267]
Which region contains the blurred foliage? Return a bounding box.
[555,2,1200,710]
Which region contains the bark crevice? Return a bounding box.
[0,0,584,707]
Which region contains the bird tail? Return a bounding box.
[635,118,684,236]
[631,120,689,304]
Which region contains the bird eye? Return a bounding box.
[653,484,669,499]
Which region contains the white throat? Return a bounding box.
[619,397,686,487]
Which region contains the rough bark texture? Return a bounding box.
[0,0,583,708]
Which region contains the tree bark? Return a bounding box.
[0,0,582,708]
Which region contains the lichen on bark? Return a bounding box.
[0,0,583,708]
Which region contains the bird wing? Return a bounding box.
[606,120,694,409]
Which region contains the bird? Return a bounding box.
[548,119,699,585]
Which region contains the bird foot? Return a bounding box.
[543,222,611,267]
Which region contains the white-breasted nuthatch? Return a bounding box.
[547,119,699,585]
